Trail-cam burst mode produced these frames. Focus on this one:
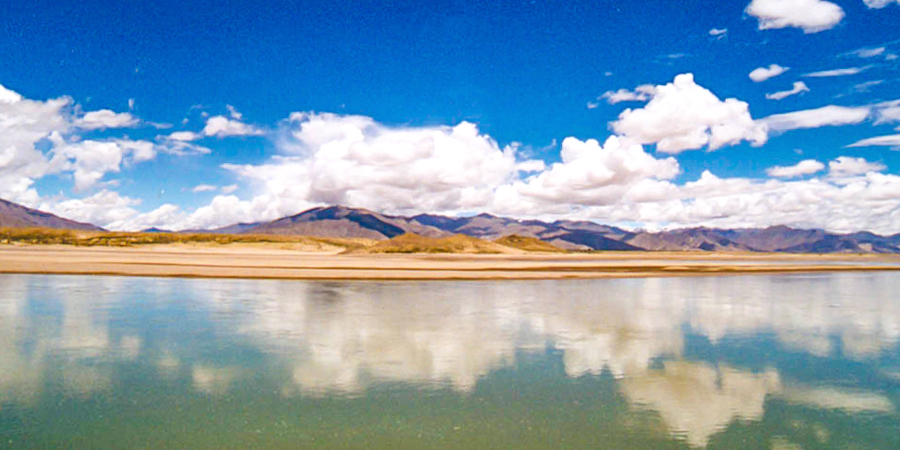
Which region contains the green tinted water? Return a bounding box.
[1,273,898,449]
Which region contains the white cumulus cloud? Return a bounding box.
[165,113,544,230]
[496,136,680,209]
[766,159,824,177]
[745,0,844,33]
[42,189,142,229]
[579,168,900,235]
[749,64,789,82]
[76,109,139,130]
[202,116,263,138]
[599,86,655,104]
[611,74,767,153]
[168,131,201,141]
[0,83,212,208]
[50,139,159,191]
[0,84,69,204]
[828,156,886,176]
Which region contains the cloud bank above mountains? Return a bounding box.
[2,67,900,234]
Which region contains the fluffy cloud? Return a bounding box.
[0,84,69,204]
[0,82,211,224]
[168,131,201,141]
[168,194,302,231]
[42,189,142,228]
[828,156,886,176]
[9,82,898,235]
[42,189,188,231]
[863,0,900,7]
[162,113,544,230]
[202,116,263,138]
[109,203,184,231]
[600,86,654,104]
[846,134,900,148]
[580,167,900,234]
[49,137,207,191]
[759,105,870,131]
[496,136,680,209]
[749,64,789,82]
[50,140,150,190]
[709,28,728,36]
[766,159,824,177]
[766,81,809,100]
[75,110,139,130]
[803,66,869,77]
[611,74,767,153]
[745,0,844,33]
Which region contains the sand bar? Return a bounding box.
[2,244,900,280]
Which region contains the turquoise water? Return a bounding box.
[1,273,898,449]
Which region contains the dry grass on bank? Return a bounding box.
[494,235,567,252]
[350,233,518,254]
[0,227,372,251]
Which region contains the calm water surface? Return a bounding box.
[1,273,899,449]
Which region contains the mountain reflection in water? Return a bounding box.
[0,273,898,449]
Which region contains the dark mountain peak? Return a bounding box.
[411,213,469,231]
[283,205,378,223]
[141,227,173,233]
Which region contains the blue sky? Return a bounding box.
[1,0,900,233]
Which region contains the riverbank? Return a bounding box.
[2,244,899,280]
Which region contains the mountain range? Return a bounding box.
[195,205,900,254]
[3,198,900,254]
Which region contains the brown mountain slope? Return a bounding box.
[0,198,102,231]
[247,205,448,239]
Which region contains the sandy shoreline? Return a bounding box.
[2,244,899,280]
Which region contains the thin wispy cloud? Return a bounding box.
[842,47,886,58]
[803,66,870,77]
[847,134,900,148]
[766,81,809,100]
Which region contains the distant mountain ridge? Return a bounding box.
[0,198,102,231]
[2,198,899,253]
[203,205,900,254]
